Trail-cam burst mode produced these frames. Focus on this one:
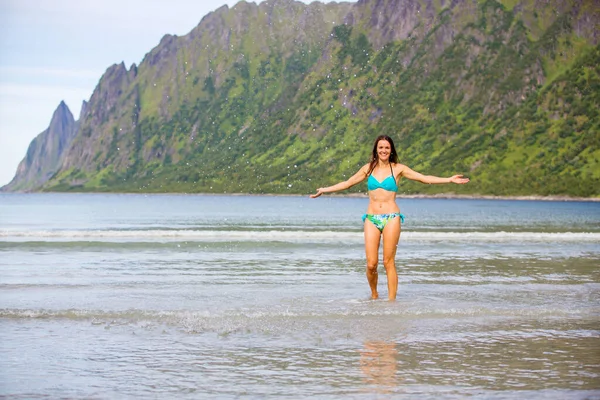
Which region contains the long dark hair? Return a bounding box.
[367,135,399,175]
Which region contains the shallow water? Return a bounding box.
[1,193,599,398]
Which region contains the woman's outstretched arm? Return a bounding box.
[310,164,370,198]
[400,165,470,185]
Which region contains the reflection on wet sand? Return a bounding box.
[358,330,600,393]
[360,341,399,391]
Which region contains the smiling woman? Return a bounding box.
[310,134,470,300]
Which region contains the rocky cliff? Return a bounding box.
[2,101,79,191]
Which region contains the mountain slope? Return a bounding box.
[5,0,599,197]
[43,0,354,192]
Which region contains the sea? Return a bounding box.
[1,193,599,399]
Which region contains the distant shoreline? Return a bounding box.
[317,193,600,202]
[2,191,599,202]
[395,193,600,202]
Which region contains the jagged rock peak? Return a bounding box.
[196,3,230,27]
[129,63,138,77]
[79,100,88,120]
[53,100,72,120]
[159,34,176,45]
[49,101,74,132]
[144,35,180,67]
[99,62,134,84]
[99,61,137,80]
[1,100,77,192]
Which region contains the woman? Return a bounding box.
[310,135,469,300]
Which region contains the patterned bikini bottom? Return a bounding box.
[362,212,405,232]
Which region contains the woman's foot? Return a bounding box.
[371,291,379,299]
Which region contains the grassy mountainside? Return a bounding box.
[19,0,599,197]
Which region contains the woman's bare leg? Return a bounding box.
[364,220,382,299]
[382,217,401,300]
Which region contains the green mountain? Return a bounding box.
[5,0,600,197]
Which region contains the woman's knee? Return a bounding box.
[366,260,378,272]
[383,256,395,269]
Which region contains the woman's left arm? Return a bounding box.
[400,165,470,185]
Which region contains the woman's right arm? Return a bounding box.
[310,164,369,198]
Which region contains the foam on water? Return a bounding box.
[2,303,598,326]
[2,229,599,243]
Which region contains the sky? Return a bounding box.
[0,0,349,187]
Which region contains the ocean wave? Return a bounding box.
[2,305,598,323]
[1,229,599,243]
[1,306,598,341]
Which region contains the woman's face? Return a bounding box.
[376,140,392,161]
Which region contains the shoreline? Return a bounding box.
[1,191,599,202]
[396,193,600,202]
[320,193,600,202]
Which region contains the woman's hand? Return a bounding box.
[310,188,325,198]
[450,175,470,184]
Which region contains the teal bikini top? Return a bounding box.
[367,164,398,192]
